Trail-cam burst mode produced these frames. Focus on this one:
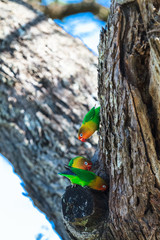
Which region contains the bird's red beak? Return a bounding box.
[101,185,108,191]
[87,164,92,170]
[78,136,86,142]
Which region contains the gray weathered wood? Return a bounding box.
[63,0,160,239]
[0,1,98,239]
[98,0,160,239]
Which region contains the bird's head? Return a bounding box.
[83,160,92,170]
[98,184,108,191]
[93,177,108,191]
[78,125,93,142]
[78,132,86,142]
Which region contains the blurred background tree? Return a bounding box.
[26,0,110,21]
[0,0,104,239]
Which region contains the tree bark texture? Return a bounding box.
[0,1,98,239]
[62,0,160,239]
[98,0,160,239]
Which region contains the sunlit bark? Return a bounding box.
[0,1,98,239]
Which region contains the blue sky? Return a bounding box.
[41,0,110,7]
[0,154,61,240]
[55,12,106,54]
[43,0,111,54]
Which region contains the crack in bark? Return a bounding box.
[98,1,160,239]
[128,85,153,170]
[117,2,157,179]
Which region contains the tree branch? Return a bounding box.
[27,0,110,21]
[45,1,109,21]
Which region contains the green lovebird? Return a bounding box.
[59,167,107,191]
[68,156,92,171]
[78,106,100,142]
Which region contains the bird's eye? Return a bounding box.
[84,161,88,165]
[102,185,106,189]
[80,133,83,137]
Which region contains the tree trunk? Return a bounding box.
[62,0,160,239]
[0,1,98,239]
[98,0,160,239]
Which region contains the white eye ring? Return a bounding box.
[84,161,88,165]
[80,133,83,137]
[102,185,106,188]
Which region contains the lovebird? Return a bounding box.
[59,167,107,191]
[68,156,92,170]
[78,106,100,142]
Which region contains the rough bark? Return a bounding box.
[63,0,160,240]
[0,1,98,239]
[98,0,160,239]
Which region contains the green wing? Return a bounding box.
[59,169,94,186]
[71,167,95,182]
[95,106,100,117]
[82,107,100,124]
[82,107,95,124]
[58,170,78,184]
